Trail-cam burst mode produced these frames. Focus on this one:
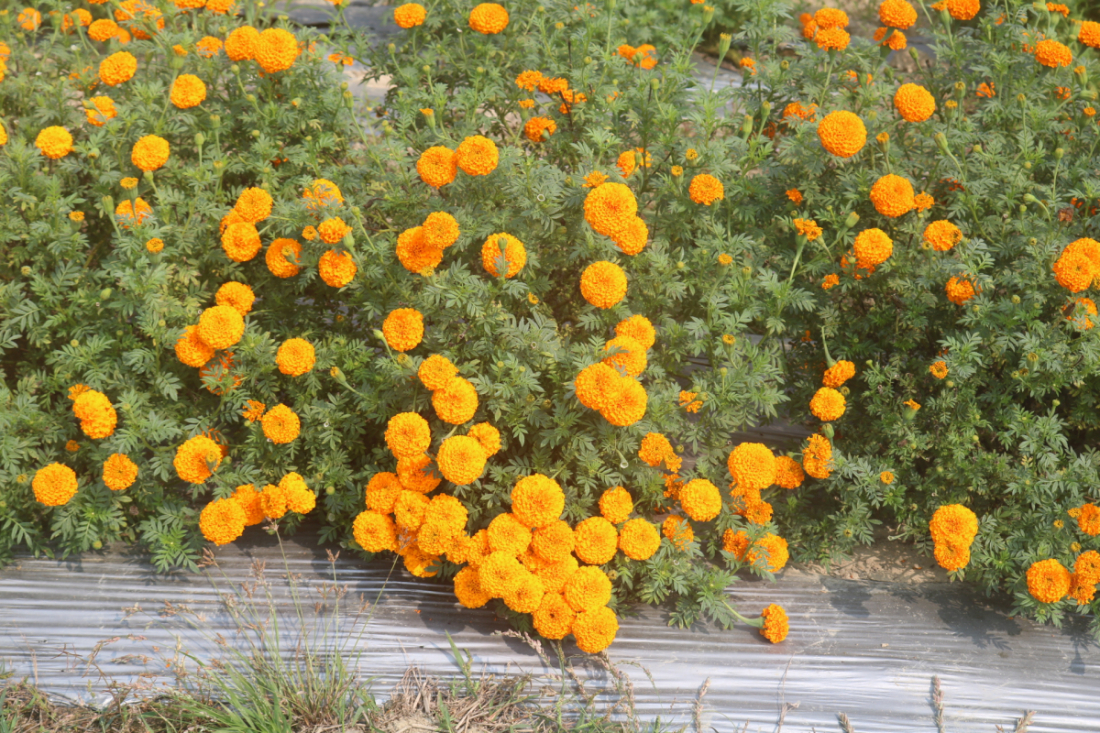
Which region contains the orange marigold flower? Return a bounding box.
[572,606,618,653]
[760,604,789,643]
[563,565,612,612]
[170,74,206,109]
[894,83,935,123]
[175,325,214,368]
[196,35,223,56]
[398,454,441,494]
[870,174,915,218]
[353,510,398,553]
[144,237,164,253]
[599,486,634,524]
[810,387,846,421]
[584,183,637,239]
[469,2,509,34]
[728,443,776,491]
[231,484,265,527]
[364,473,401,514]
[199,498,246,546]
[532,521,575,564]
[318,217,352,245]
[770,455,803,489]
[319,249,357,287]
[515,70,542,91]
[822,273,840,289]
[1079,21,1100,49]
[225,26,259,62]
[822,360,855,388]
[600,377,647,427]
[71,389,117,440]
[221,222,261,263]
[679,479,721,521]
[523,116,557,143]
[854,228,894,269]
[102,453,138,491]
[584,171,609,188]
[502,570,545,613]
[396,227,443,274]
[814,7,849,28]
[580,261,628,309]
[18,7,42,30]
[1027,558,1071,603]
[481,233,527,278]
[131,135,169,172]
[794,218,823,241]
[689,174,725,205]
[802,434,833,479]
[419,354,458,392]
[261,404,300,444]
[574,517,619,565]
[233,187,273,224]
[1054,248,1097,293]
[85,96,117,127]
[422,211,460,249]
[467,423,501,457]
[214,282,254,316]
[197,305,244,350]
[276,338,315,377]
[88,18,121,42]
[33,463,78,506]
[281,473,316,515]
[576,362,625,412]
[512,474,566,528]
[944,0,979,19]
[35,127,73,160]
[436,435,487,485]
[662,515,693,549]
[787,188,803,204]
[433,377,479,425]
[379,310,422,354]
[945,275,978,305]
[1075,503,1100,535]
[173,435,222,484]
[456,135,499,176]
[242,400,265,424]
[638,432,681,471]
[1035,39,1071,68]
[930,361,949,379]
[417,146,457,187]
[817,111,866,158]
[394,2,426,28]
[385,413,431,459]
[1076,550,1100,583]
[815,27,850,51]
[615,315,656,350]
[533,592,575,638]
[879,0,916,28]
[602,335,647,377]
[924,220,962,251]
[929,504,978,545]
[266,238,301,278]
[618,518,660,560]
[487,513,532,556]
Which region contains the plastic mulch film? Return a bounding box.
[1,533,1097,732]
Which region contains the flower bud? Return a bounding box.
[934,132,949,153]
[100,288,112,300]
[717,32,732,60]
[845,211,860,228]
[822,423,835,438]
[194,132,205,148]
[780,59,789,70]
[741,115,753,137]
[1054,147,1064,160]
[761,100,771,116]
[650,77,660,90]
[972,143,982,154]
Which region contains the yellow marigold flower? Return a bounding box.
[689,174,724,205]
[403,546,440,577]
[417,516,459,554]
[469,2,508,33]
[599,377,647,427]
[225,25,259,61]
[488,513,532,556]
[774,455,805,489]
[1079,21,1100,49]
[419,354,458,392]
[523,116,557,143]
[276,338,315,377]
[85,96,117,127]
[760,604,789,643]
[810,387,846,422]
[879,0,916,28]
[802,434,833,479]
[197,36,223,57]
[929,504,978,545]
[319,249,357,287]
[923,220,962,252]
[140,237,163,254]
[254,28,299,73]
[945,275,978,305]
[580,261,628,309]
[221,222,261,263]
[173,435,221,484]
[170,74,206,109]
[1076,504,1100,536]
[602,335,647,377]
[131,135,169,172]
[117,177,139,192]
[532,520,575,562]
[365,472,403,514]
[72,390,117,439]
[35,127,73,160]
[385,412,431,459]
[261,404,300,444]
[266,238,301,278]
[232,484,265,526]
[615,314,656,350]
[573,516,618,565]
[853,228,894,269]
[511,474,566,529]
[536,555,579,596]
[197,305,244,350]
[467,423,501,457]
[394,2,426,28]
[572,606,618,653]
[503,571,545,613]
[437,435,487,485]
[453,566,492,608]
[481,233,527,278]
[398,453,441,493]
[678,479,721,521]
[353,510,398,552]
[794,218,823,241]
[280,472,315,515]
[66,211,85,224]
[233,187,273,224]
[618,518,660,560]
[433,377,478,424]
[894,83,935,123]
[870,174,915,218]
[727,443,776,491]
[199,498,246,546]
[455,135,499,176]
[261,483,288,519]
[533,593,575,639]
[1035,39,1071,68]
[575,362,623,412]
[817,111,866,158]
[102,453,138,491]
[33,463,78,506]
[175,325,214,368]
[478,551,523,597]
[598,486,633,524]
[417,146,457,188]
[1027,558,1071,603]
[815,27,850,51]
[563,566,612,612]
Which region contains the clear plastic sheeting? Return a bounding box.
[1,532,1097,732]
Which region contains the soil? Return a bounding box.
[784,531,950,583]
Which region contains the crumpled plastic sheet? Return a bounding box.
[1,532,1097,732]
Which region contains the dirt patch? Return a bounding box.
[784,533,949,583]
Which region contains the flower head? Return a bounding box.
[802,434,833,479]
[394,3,426,27]
[456,135,499,176]
[924,220,962,251]
[817,111,866,158]
[572,606,618,653]
[86,96,117,127]
[760,604,789,643]
[432,377,479,424]
[481,233,527,278]
[35,127,73,160]
[822,360,855,388]
[1035,39,1071,68]
[200,498,246,546]
[319,250,357,287]
[512,474,566,528]
[276,338,315,377]
[727,443,776,491]
[469,2,509,34]
[131,135,169,172]
[173,435,222,484]
[574,517,619,565]
[171,74,207,109]
[417,146,458,188]
[436,435,487,485]
[99,51,137,86]
[599,486,634,524]
[810,387,846,421]
[854,228,894,269]
[894,83,935,122]
[945,276,978,305]
[870,174,915,217]
[33,463,78,506]
[580,261,627,309]
[584,183,637,238]
[1027,558,1071,603]
[354,511,398,552]
[523,117,557,143]
[266,239,301,278]
[261,404,300,444]
[225,26,259,61]
[103,453,138,491]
